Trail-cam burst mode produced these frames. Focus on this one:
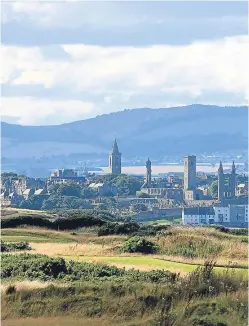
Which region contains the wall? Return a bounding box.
[133,208,181,221]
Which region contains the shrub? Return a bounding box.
[1,209,115,230]
[122,236,158,254]
[5,285,16,295]
[97,222,140,236]
[1,253,175,283]
[136,225,169,236]
[1,241,31,252]
[213,226,247,236]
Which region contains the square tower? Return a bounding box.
[184,156,196,200]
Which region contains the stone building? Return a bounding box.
[184,155,196,200]
[140,158,183,201]
[218,161,237,202]
[48,169,86,185]
[13,177,46,196]
[109,138,122,174]
[88,182,117,196]
[0,179,22,206]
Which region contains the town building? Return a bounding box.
[88,182,117,196]
[236,182,248,197]
[140,158,183,201]
[13,177,45,196]
[109,138,122,174]
[0,179,22,206]
[48,169,86,184]
[218,161,236,202]
[182,204,248,227]
[184,155,197,200]
[182,207,215,225]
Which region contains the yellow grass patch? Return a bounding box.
[1,280,66,293]
[30,242,116,257]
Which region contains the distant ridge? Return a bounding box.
[1,105,248,159]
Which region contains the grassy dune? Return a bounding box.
[2,225,248,275]
[1,229,77,243]
[1,208,55,219]
[2,280,248,326]
[2,317,124,326]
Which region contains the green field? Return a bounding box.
[147,217,181,225]
[1,213,248,326]
[60,255,247,275]
[1,229,77,243]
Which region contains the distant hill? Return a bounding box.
[1,105,248,159]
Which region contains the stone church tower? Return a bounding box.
[218,161,224,201]
[145,157,152,187]
[218,161,237,202]
[109,138,121,174]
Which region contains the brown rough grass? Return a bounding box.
[1,281,67,293]
[30,242,116,256]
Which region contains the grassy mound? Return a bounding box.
[2,261,248,326]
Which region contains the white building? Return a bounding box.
[213,206,230,224]
[182,205,248,227]
[182,207,215,225]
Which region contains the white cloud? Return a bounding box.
[1,35,248,125]
[1,97,95,125]
[2,35,249,97]
[2,1,152,28]
[3,1,247,30]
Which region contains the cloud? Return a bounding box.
[3,1,247,28]
[1,97,95,125]
[2,36,248,95]
[1,35,248,125]
[2,1,247,47]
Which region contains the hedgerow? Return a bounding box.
[1,253,175,283]
[122,236,158,254]
[1,241,31,252]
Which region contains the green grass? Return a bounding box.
[62,255,247,275]
[147,217,181,225]
[1,229,76,243]
[1,317,123,326]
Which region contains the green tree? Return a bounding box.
[41,195,92,210]
[48,183,81,197]
[131,203,148,212]
[209,181,218,198]
[92,174,141,196]
[81,187,98,199]
[122,236,158,254]
[18,195,48,210]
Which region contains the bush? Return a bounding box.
[97,222,140,236]
[1,253,174,283]
[5,285,16,295]
[213,226,247,236]
[122,236,158,254]
[1,241,31,252]
[137,225,169,236]
[1,210,115,230]
[97,222,168,237]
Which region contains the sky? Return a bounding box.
[1,0,248,126]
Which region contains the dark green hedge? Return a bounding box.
[1,253,175,283]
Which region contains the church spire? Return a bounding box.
[112,138,120,154]
[232,161,236,173]
[109,138,121,174]
[218,161,223,173]
[146,157,152,186]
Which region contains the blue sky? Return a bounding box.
[1,1,248,125]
